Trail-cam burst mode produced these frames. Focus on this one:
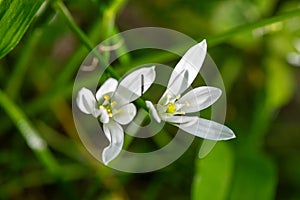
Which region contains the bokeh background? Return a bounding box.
[1,0,300,199]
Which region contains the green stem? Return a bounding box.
[53,0,120,79]
[116,9,300,70]
[0,89,77,199]
[25,8,300,115]
[207,9,300,46]
[0,90,57,174]
[5,28,42,99]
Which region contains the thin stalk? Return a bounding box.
[117,9,300,70]
[0,89,77,199]
[207,9,300,46]
[52,0,120,79]
[5,29,42,99]
[25,9,300,114]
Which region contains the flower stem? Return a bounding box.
[0,89,77,199]
[25,8,300,115]
[207,9,300,46]
[5,28,42,99]
[53,0,120,79]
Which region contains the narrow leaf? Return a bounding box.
[0,0,43,58]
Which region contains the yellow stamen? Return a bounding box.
[117,109,122,113]
[166,103,176,114]
[104,95,110,100]
[177,111,185,115]
[100,104,113,117]
[184,101,190,106]
[111,101,117,107]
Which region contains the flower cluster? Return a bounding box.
[76,40,235,165]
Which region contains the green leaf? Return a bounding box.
[192,142,234,200]
[0,0,44,59]
[228,153,277,200]
[265,56,294,109]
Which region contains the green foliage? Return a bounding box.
[265,53,294,109]
[229,153,277,200]
[0,0,44,59]
[192,142,233,200]
[1,0,300,199]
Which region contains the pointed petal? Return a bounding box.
[113,103,137,125]
[102,121,124,165]
[96,78,118,100]
[175,117,236,141]
[76,87,100,117]
[114,66,156,104]
[177,86,222,113]
[146,101,161,123]
[167,40,207,96]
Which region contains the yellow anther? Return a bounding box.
[117,109,122,113]
[111,101,117,107]
[175,95,181,100]
[184,101,190,106]
[177,111,185,115]
[100,104,113,117]
[167,94,172,99]
[104,95,110,100]
[166,103,176,114]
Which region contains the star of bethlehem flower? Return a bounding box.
[146,40,235,141]
[77,66,156,165]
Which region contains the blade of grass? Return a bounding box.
[5,28,43,99]
[0,89,77,199]
[24,9,300,115]
[1,163,90,198]
[52,0,121,79]
[117,9,300,70]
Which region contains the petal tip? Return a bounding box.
[223,128,236,140]
[150,65,156,70]
[198,39,207,50]
[210,87,222,99]
[102,154,110,165]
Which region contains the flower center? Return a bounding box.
[166,103,177,114]
[99,94,118,117]
[100,104,113,117]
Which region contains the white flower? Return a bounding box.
[77,66,156,164]
[146,40,235,141]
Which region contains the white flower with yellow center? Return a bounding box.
[146,40,235,141]
[77,66,156,164]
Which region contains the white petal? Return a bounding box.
[114,66,156,104]
[164,115,198,126]
[167,40,207,96]
[99,109,109,124]
[113,103,137,125]
[96,78,118,101]
[102,121,124,165]
[177,87,222,113]
[145,101,161,123]
[76,87,100,117]
[175,117,236,141]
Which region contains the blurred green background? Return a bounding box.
[1,0,300,199]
